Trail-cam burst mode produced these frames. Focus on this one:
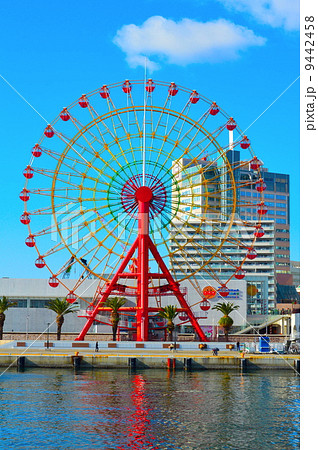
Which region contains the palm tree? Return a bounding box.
[212,302,239,341]
[158,305,178,341]
[105,297,126,341]
[46,298,78,340]
[0,297,17,340]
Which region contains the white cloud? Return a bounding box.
[217,0,299,31]
[113,16,266,71]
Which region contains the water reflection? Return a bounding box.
[124,375,157,449]
[0,370,299,449]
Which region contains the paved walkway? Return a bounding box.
[0,346,299,359]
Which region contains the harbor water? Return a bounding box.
[0,369,299,449]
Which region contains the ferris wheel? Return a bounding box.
[20,79,266,341]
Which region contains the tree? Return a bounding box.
[0,297,17,340]
[46,298,78,340]
[158,305,178,341]
[104,297,127,341]
[212,302,239,341]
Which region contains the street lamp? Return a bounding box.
[46,322,50,350]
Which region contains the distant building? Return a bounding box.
[290,260,300,289]
[237,156,291,284]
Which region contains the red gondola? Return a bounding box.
[178,311,188,321]
[168,82,178,96]
[122,80,132,94]
[35,257,45,268]
[189,90,200,104]
[99,85,110,98]
[44,125,54,138]
[218,285,229,297]
[209,102,219,115]
[234,269,246,279]
[254,225,265,238]
[60,108,70,121]
[240,136,250,149]
[79,95,89,108]
[226,118,236,131]
[25,235,35,247]
[49,276,59,288]
[256,179,266,192]
[20,212,30,225]
[19,189,30,202]
[257,202,268,215]
[23,166,34,179]
[32,144,42,157]
[200,299,211,311]
[66,292,77,304]
[250,157,262,171]
[246,248,257,260]
[145,79,155,92]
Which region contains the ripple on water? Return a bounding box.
[0,369,299,450]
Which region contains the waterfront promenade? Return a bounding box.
[0,340,300,372]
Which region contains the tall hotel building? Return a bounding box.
[237,155,291,278]
[170,151,290,313]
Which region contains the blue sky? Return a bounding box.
[0,0,300,278]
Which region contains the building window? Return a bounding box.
[30,299,51,308]
[276,182,287,192]
[11,299,28,308]
[276,195,286,200]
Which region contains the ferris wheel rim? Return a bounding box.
[21,78,265,301]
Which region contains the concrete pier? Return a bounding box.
[0,341,299,372]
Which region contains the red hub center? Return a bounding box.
[121,174,167,219]
[135,186,153,203]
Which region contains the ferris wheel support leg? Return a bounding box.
[136,197,150,342]
[136,234,149,341]
[148,239,208,342]
[75,238,139,341]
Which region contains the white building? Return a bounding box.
[0,277,246,338]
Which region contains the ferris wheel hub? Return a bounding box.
[135,186,153,203]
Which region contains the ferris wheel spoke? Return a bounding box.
[93,216,139,281]
[169,213,234,269]
[34,168,98,190]
[62,114,107,150]
[29,189,80,203]
[55,131,106,172]
[185,134,219,161]
[27,201,76,216]
[41,240,71,259]
[40,145,96,172]
[167,109,210,153]
[196,264,223,286]
[168,231,208,280]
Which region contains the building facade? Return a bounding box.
[170,156,276,312]
[0,277,247,337]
